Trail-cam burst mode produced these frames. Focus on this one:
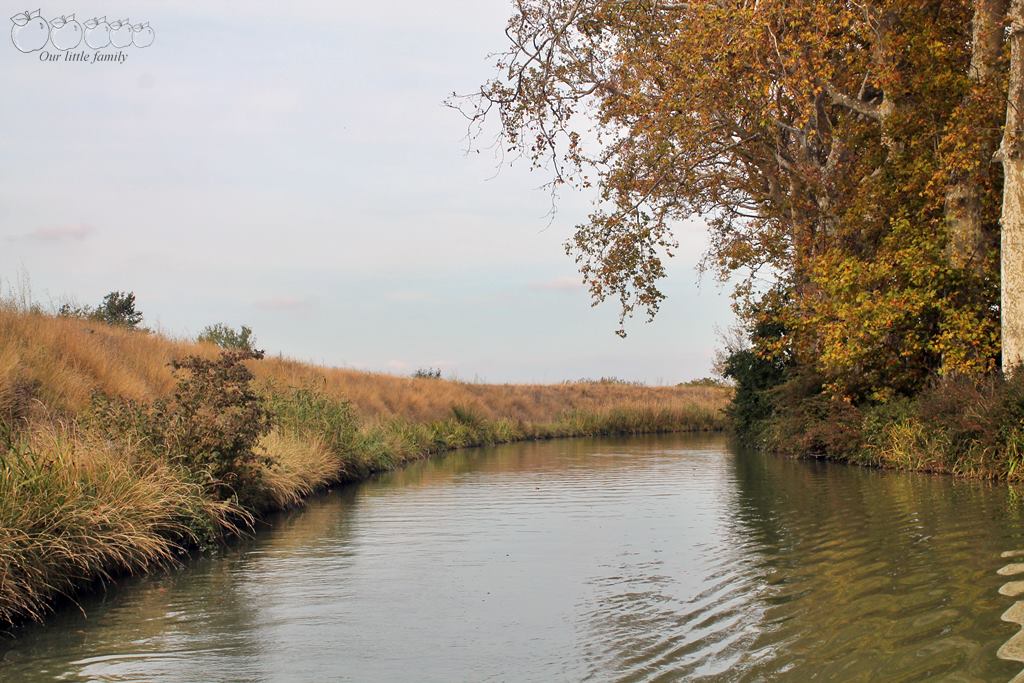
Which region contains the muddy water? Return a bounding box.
[4,434,1024,681]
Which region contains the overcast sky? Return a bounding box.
[0,1,734,384]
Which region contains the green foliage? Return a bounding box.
[680,377,730,388]
[56,303,87,319]
[94,291,143,327]
[86,350,272,505]
[800,216,999,402]
[198,323,258,352]
[59,291,144,329]
[157,350,271,503]
[265,384,359,458]
[571,376,645,386]
[720,313,790,437]
[450,404,484,428]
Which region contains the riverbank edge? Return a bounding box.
[1,401,727,633]
[734,373,1024,480]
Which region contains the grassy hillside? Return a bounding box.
[0,306,726,423]
[0,306,729,627]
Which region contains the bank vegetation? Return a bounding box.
[0,302,728,628]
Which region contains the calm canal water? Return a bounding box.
[4,434,1024,681]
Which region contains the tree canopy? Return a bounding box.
[456,0,1014,402]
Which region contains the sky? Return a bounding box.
[0,1,735,384]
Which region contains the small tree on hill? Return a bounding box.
[58,290,143,328]
[93,291,143,327]
[198,323,257,352]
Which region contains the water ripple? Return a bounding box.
[2,434,1023,682]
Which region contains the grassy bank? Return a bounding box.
[0,306,729,628]
[734,369,1024,480]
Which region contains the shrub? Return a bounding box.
[197,323,258,352]
[86,350,272,505]
[764,372,865,460]
[58,291,143,329]
[571,376,645,386]
[157,350,272,504]
[413,368,442,379]
[680,377,730,388]
[721,347,787,437]
[451,404,484,428]
[720,315,791,438]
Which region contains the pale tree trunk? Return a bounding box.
[1001,0,1024,373]
[947,0,1008,274]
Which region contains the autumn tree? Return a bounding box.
[456,0,1003,400]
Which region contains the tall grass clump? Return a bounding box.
[256,430,341,509]
[264,384,360,459]
[0,423,239,625]
[255,384,360,506]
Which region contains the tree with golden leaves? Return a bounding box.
[455,0,1010,398]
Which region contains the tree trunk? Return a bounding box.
[947,0,1008,274]
[1001,0,1024,373]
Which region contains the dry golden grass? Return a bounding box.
[0,421,240,625]
[0,304,729,627]
[256,430,343,509]
[0,306,730,424]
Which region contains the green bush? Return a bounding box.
[450,404,484,428]
[679,377,730,388]
[720,313,791,438]
[157,350,271,503]
[59,291,143,328]
[86,350,272,505]
[198,323,258,352]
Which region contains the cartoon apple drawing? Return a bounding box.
[10,9,48,53]
[109,18,131,48]
[83,16,110,49]
[131,21,154,48]
[49,13,81,50]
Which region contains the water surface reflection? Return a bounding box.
[3,434,1023,681]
